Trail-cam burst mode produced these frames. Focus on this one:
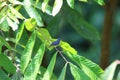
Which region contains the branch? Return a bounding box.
[100,0,118,69]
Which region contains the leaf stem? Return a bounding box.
[55,46,69,63]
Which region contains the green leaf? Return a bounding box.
[16,22,25,46]
[0,36,12,50]
[0,16,5,24]
[34,0,39,7]
[24,18,37,31]
[20,31,36,73]
[7,12,19,24]
[101,60,120,80]
[66,0,74,9]
[93,0,105,5]
[41,0,49,12]
[80,63,101,80]
[8,0,23,5]
[63,6,100,41]
[0,6,8,17]
[44,5,52,15]
[117,71,120,80]
[15,5,22,11]
[31,1,52,15]
[9,6,24,19]
[23,43,46,80]
[79,0,87,2]
[42,52,57,80]
[0,19,9,32]
[65,52,104,80]
[70,63,90,80]
[37,66,57,80]
[52,0,63,16]
[5,37,25,50]
[0,53,16,73]
[58,63,67,80]
[0,2,6,9]
[60,41,77,55]
[74,55,103,79]
[37,28,52,46]
[23,0,44,27]
[0,70,11,80]
[6,17,18,31]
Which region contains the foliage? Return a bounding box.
[101,60,120,80]
[1,0,119,80]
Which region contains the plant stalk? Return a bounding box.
[100,0,118,69]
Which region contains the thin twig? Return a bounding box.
[54,46,69,63]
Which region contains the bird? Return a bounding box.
[50,38,61,46]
